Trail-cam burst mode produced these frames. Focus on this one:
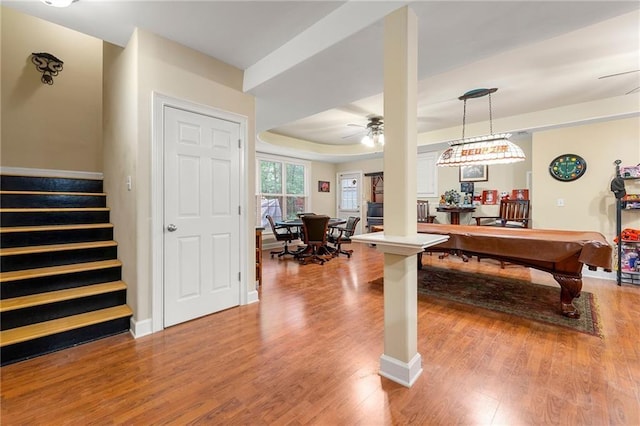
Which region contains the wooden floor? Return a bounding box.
[2,243,639,425]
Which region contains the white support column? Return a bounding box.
[380,6,420,387]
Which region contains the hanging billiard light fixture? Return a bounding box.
[436,88,525,167]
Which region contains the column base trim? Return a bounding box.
[379,352,423,387]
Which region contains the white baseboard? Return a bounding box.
[379,352,423,388]
[130,317,152,338]
[582,266,616,281]
[0,166,103,180]
[247,289,260,304]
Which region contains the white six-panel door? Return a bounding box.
[163,106,240,327]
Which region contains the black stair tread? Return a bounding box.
[0,305,132,347]
[0,240,117,256]
[0,281,126,312]
[0,223,114,233]
[0,259,122,283]
[0,207,110,212]
[0,191,106,196]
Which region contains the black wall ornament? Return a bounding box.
[31,52,64,85]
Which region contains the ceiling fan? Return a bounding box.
[344,116,384,146]
[598,69,640,95]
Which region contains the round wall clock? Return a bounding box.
[549,154,587,182]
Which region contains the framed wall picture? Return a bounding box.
[512,189,529,200]
[460,165,488,182]
[460,182,474,194]
[318,180,330,193]
[482,190,498,205]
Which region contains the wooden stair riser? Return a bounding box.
[1,266,122,299]
[1,290,126,331]
[0,317,129,366]
[0,174,132,365]
[0,227,114,248]
[1,210,110,227]
[0,175,103,193]
[1,246,118,272]
[0,193,106,208]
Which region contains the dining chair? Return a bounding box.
[266,214,300,258]
[298,214,332,265]
[417,200,436,223]
[473,199,530,268]
[327,216,361,258]
[473,199,530,228]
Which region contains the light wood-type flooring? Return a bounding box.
[2,242,639,425]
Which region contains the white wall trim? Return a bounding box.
[0,166,103,180]
[335,170,364,234]
[151,92,249,334]
[129,317,153,338]
[379,352,423,388]
[247,289,260,304]
[582,266,616,281]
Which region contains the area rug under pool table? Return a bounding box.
[369,266,602,337]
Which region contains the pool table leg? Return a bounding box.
[553,274,582,319]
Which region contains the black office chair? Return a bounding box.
[298,214,332,265]
[327,216,360,258]
[266,215,300,258]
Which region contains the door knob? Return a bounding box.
[167,224,178,232]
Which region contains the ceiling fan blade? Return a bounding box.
[346,123,365,128]
[342,130,365,139]
[598,69,640,79]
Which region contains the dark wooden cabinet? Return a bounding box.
[256,228,263,286]
[365,172,384,203]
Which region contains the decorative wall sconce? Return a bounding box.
[31,52,64,85]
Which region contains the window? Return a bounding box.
[256,154,309,228]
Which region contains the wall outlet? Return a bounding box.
[557,198,564,207]
[126,176,132,191]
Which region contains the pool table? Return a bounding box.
[416,223,612,318]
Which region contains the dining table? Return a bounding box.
[275,217,347,259]
[275,217,347,228]
[436,205,476,225]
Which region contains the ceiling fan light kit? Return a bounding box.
[436,88,526,167]
[359,117,384,147]
[361,132,384,147]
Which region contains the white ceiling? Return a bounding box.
[5,1,640,162]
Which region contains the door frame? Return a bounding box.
[151,92,249,333]
[335,170,363,235]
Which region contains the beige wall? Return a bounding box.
[128,29,256,323]
[0,7,103,172]
[532,117,640,243]
[310,160,337,216]
[103,39,139,317]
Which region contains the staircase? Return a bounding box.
[0,174,132,366]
